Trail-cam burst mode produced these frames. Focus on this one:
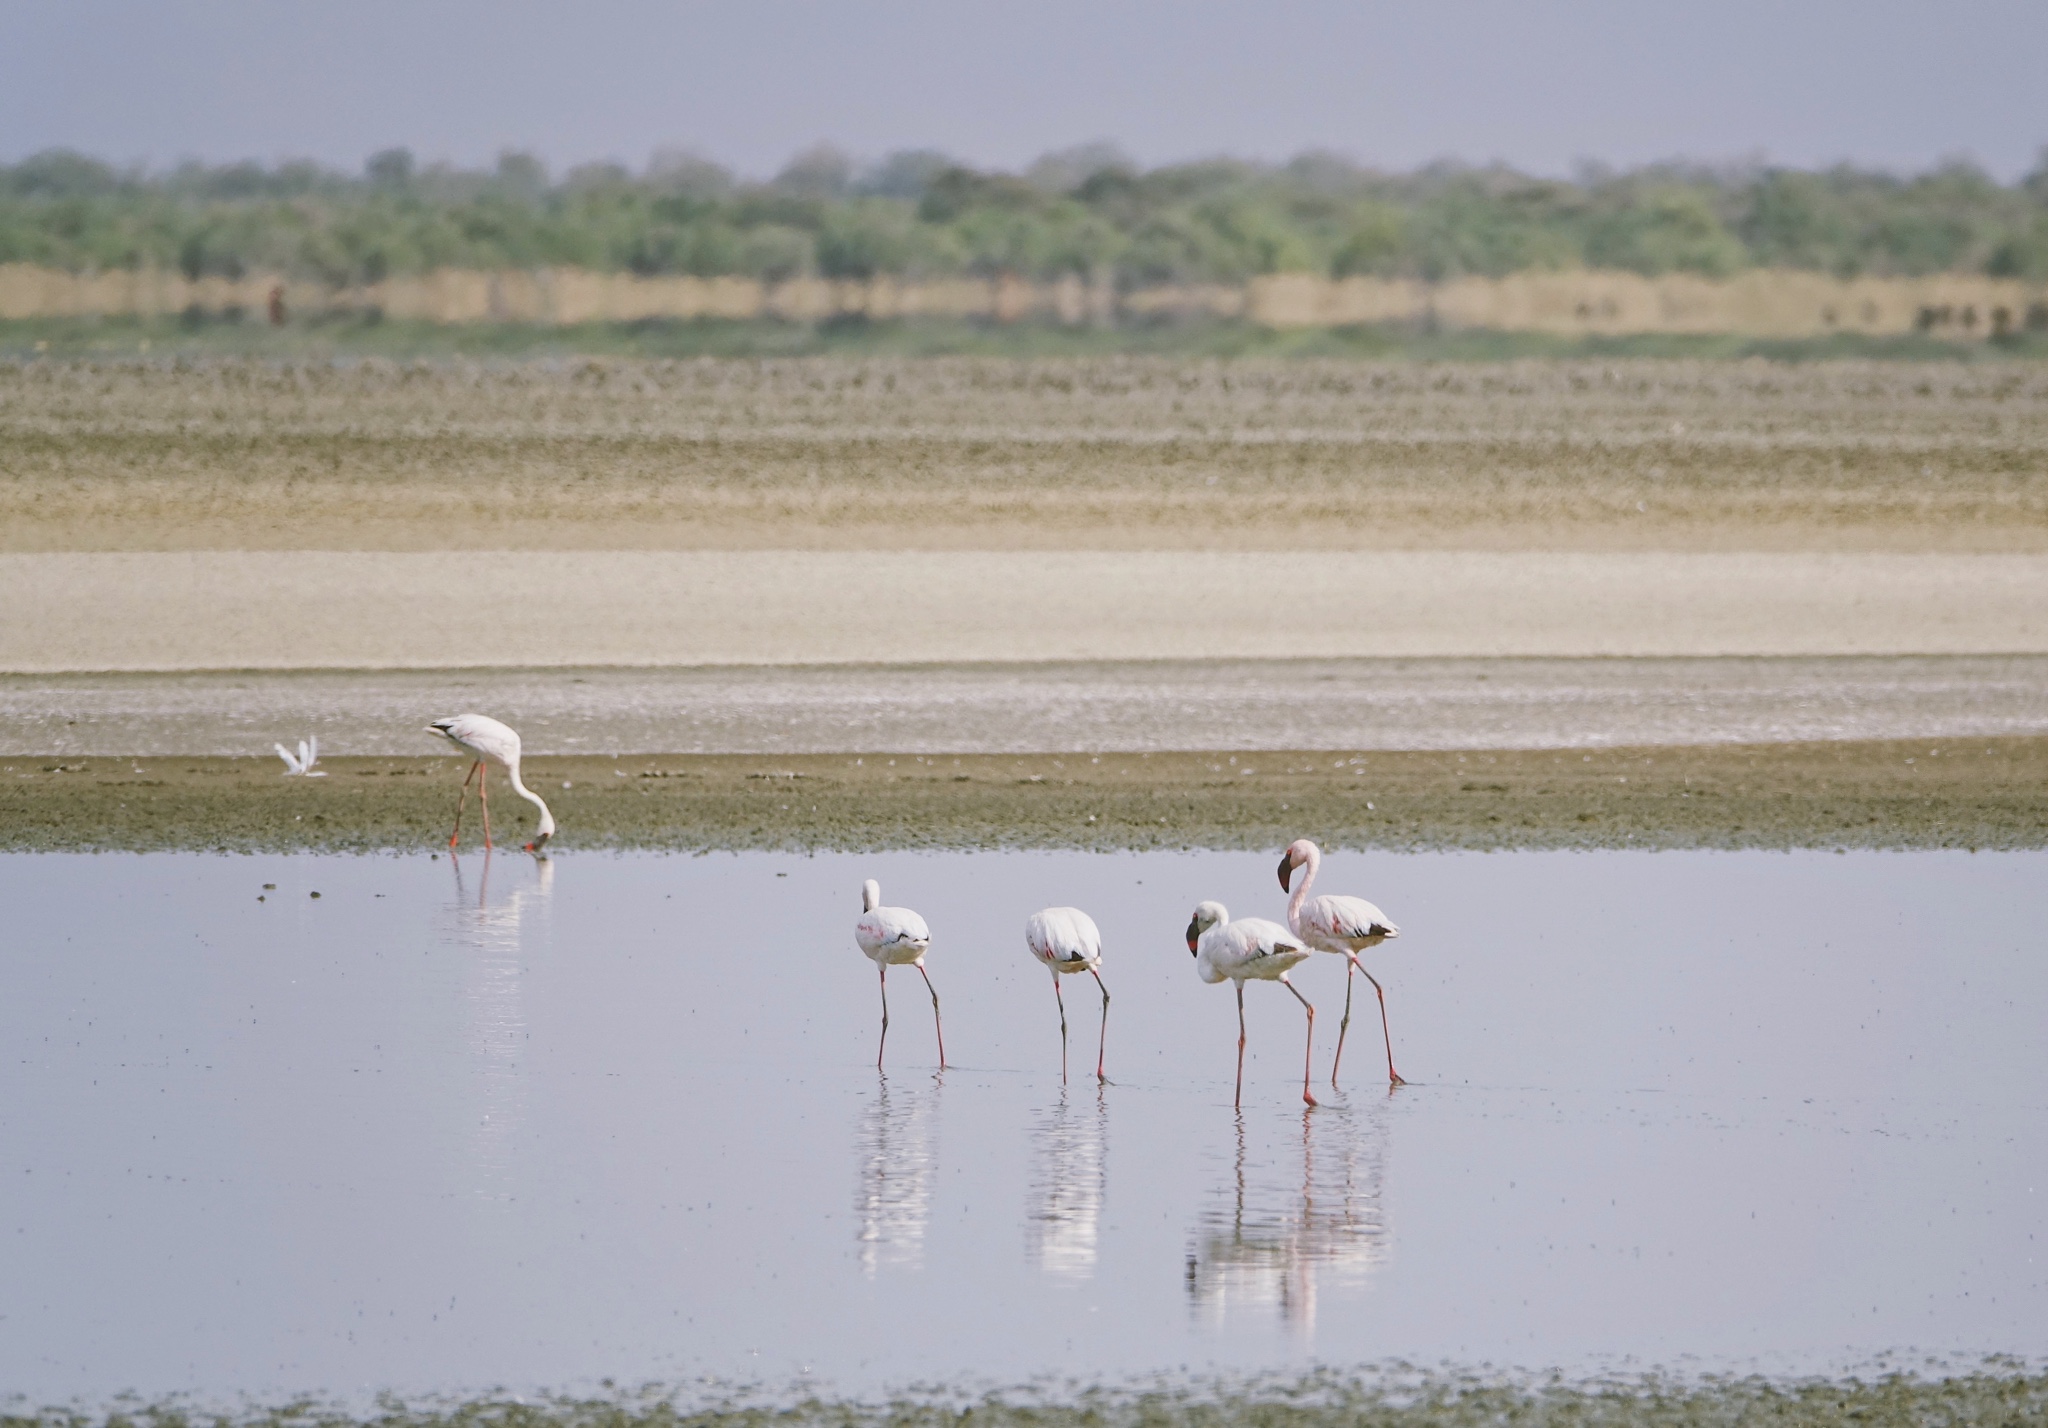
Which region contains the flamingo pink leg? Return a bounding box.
[1234,982,1248,1110]
[916,963,948,1068]
[1088,968,1110,1083]
[876,966,890,1069]
[1331,957,1357,1087]
[1052,972,1069,1082]
[1353,957,1406,1086]
[1281,975,1320,1108]
[478,761,493,849]
[448,760,481,847]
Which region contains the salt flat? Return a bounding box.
[6,656,2047,757]
[7,550,2047,671]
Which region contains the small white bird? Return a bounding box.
[426,714,555,852]
[1280,838,1403,1087]
[274,736,325,777]
[856,878,946,1070]
[1025,906,1111,1083]
[1188,901,1319,1109]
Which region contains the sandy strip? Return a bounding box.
[3,550,2046,671]
[6,657,2047,757]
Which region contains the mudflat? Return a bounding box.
[7,356,2041,853]
[6,737,2041,853]
[5,357,2046,554]
[8,356,2044,670]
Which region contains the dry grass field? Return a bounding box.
[4,356,2046,553]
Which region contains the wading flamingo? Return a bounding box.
[427,714,555,853]
[1025,907,1110,1083]
[856,878,946,1070]
[1279,838,1402,1087]
[1187,901,1318,1108]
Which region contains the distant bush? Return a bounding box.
[2,144,2044,287]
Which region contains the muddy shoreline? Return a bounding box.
[5,737,2042,853]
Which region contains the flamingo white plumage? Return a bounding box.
[1187,901,1319,1109]
[426,714,555,853]
[1279,838,1403,1087]
[1025,906,1111,1083]
[274,736,325,776]
[856,878,947,1070]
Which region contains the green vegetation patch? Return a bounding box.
[6,315,2048,363]
[6,144,2048,286]
[7,1367,2047,1428]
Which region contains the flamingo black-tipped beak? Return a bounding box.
[1186,920,1200,955]
[524,832,552,854]
[1277,853,1295,892]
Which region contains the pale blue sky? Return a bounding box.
[3,0,2043,179]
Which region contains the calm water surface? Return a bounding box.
[1,848,2042,1401]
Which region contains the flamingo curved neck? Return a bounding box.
[502,757,555,836]
[1287,843,1320,926]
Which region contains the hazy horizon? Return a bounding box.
[6,139,2042,192]
[3,0,2044,182]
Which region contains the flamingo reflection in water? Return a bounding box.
[853,1073,941,1275]
[1025,1084,1108,1282]
[444,849,554,1200]
[1185,1105,1389,1332]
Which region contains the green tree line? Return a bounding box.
[5,141,2047,288]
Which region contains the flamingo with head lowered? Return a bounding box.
[1187,901,1318,1109]
[856,878,946,1070]
[1025,907,1111,1084]
[427,714,555,853]
[1279,838,1403,1087]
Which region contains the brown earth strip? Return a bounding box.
[5,357,2047,554]
[4,738,2042,854]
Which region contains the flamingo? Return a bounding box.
[856,878,946,1070]
[1025,907,1110,1083]
[426,714,555,853]
[1187,901,1318,1108]
[1279,838,1403,1087]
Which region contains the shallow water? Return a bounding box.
[5,655,2047,757]
[1,847,2043,1403]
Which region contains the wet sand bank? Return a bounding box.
[9,656,2046,757]
[7,737,2042,853]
